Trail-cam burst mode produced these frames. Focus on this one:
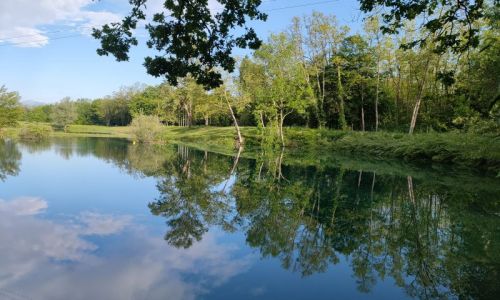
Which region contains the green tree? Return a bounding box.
[0,86,23,128]
[50,98,77,131]
[338,34,375,131]
[24,105,52,123]
[129,86,166,117]
[253,33,314,146]
[93,0,492,91]
[293,12,348,128]
[359,0,496,54]
[75,99,100,125]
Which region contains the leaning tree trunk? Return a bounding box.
[409,57,431,134]
[224,92,244,148]
[409,96,422,134]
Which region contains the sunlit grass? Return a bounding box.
[3,123,499,174]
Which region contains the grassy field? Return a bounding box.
[3,123,499,174]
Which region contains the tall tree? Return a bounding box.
[253,33,314,146]
[364,17,383,131]
[0,86,23,129]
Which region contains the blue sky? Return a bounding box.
[0,0,363,104]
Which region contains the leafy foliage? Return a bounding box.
[358,0,499,53]
[18,123,53,141]
[50,98,77,131]
[93,0,267,88]
[0,86,23,128]
[130,114,163,143]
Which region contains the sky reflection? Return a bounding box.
[0,196,253,300]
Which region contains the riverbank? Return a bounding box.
[161,126,500,175]
[2,124,499,174]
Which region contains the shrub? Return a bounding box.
[18,123,53,141]
[130,115,164,143]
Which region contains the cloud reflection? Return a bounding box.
[0,197,253,300]
[0,196,47,215]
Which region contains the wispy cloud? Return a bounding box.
[0,196,48,215]
[0,0,121,47]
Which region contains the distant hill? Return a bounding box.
[21,100,45,107]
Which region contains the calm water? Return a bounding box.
[0,137,499,300]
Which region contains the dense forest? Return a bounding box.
[1,10,499,143]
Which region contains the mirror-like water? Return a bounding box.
[0,137,499,300]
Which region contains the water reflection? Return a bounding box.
[0,139,21,181]
[148,143,500,300]
[0,196,252,300]
[2,137,499,299]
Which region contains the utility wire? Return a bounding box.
[0,26,92,42]
[0,0,338,47]
[0,34,83,47]
[267,0,338,11]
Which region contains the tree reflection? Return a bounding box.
[146,145,500,299]
[0,139,21,181]
[9,138,498,299]
[149,145,239,248]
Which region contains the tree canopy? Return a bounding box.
[93,0,267,88]
[93,0,498,89]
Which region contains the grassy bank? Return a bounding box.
[3,124,499,174]
[159,126,500,174]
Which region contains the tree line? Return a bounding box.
[2,10,499,142]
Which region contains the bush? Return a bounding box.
[18,123,53,141]
[130,115,164,143]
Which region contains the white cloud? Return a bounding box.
[0,209,254,300]
[0,0,121,47]
[78,212,132,236]
[0,197,48,215]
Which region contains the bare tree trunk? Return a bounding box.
[361,83,365,132]
[409,96,422,134]
[337,64,347,130]
[187,108,192,127]
[205,116,209,126]
[279,108,285,148]
[277,147,285,180]
[259,111,265,128]
[225,92,244,147]
[407,176,415,205]
[370,172,376,201]
[222,145,242,192]
[409,58,431,134]
[396,65,402,127]
[375,61,380,131]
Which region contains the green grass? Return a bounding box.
[3,123,499,174]
[63,124,132,137]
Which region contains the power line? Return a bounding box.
[0,34,83,47]
[0,26,92,42]
[0,0,339,47]
[266,0,338,11]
